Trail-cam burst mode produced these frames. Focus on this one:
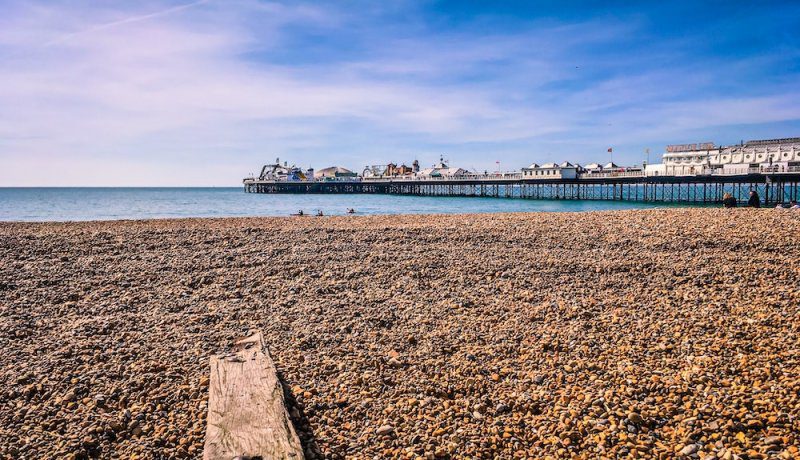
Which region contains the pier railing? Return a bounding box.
[580,170,645,179]
[363,172,524,182]
[703,165,800,175]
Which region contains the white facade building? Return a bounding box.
[522,162,578,179]
[660,142,719,176]
[656,138,800,176]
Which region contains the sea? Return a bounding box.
[0,187,681,222]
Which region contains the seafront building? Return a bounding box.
[645,138,800,177]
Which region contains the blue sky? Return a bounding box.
[1,0,799,185]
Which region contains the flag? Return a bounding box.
[607,147,613,153]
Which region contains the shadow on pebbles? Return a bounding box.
[0,208,799,459]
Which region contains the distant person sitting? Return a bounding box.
[747,190,760,208]
[316,210,324,216]
[297,210,304,216]
[722,193,737,208]
[347,208,355,214]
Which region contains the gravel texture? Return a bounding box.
[1,208,799,459]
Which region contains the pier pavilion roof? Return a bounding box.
[315,166,357,178]
[417,166,466,177]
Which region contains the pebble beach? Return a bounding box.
[1,208,799,459]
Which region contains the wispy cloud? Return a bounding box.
[42,0,210,47]
[0,0,799,185]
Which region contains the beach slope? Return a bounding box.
[1,209,799,459]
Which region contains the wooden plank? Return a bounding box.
[203,332,304,460]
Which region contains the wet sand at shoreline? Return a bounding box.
[1,209,799,459]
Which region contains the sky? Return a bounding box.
[1,0,799,186]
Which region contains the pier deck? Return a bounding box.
[244,173,800,205]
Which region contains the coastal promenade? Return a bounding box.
[1,209,798,458]
[244,172,800,205]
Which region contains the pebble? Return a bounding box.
[679,444,700,456]
[627,412,643,425]
[765,436,783,445]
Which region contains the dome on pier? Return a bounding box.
[315,166,357,178]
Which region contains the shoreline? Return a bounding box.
[0,204,723,225]
[1,208,798,458]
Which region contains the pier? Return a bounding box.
[243,173,800,205]
[244,137,800,205]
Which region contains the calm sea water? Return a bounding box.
[0,187,676,222]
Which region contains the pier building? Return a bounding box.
[417,157,466,178]
[521,162,578,179]
[363,159,426,179]
[583,163,603,173]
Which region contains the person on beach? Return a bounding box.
[792,200,800,209]
[722,193,737,208]
[747,190,760,208]
[297,210,304,216]
[347,208,355,214]
[317,210,324,216]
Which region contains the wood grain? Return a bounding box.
[203,332,304,460]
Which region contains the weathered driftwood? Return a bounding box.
[203,332,303,460]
